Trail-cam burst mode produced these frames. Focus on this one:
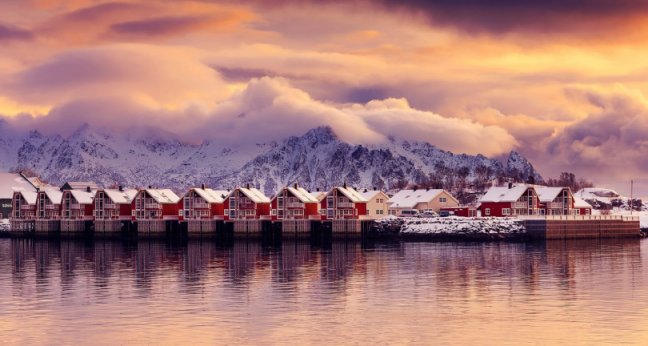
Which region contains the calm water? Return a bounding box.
[0,237,647,345]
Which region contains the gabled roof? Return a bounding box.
[480,184,534,203]
[144,189,180,204]
[62,181,100,191]
[314,191,327,202]
[574,196,593,209]
[0,173,38,199]
[535,186,571,202]
[43,189,63,204]
[238,187,271,203]
[192,188,229,204]
[103,189,138,204]
[389,189,457,208]
[359,189,389,201]
[332,186,368,203]
[285,186,319,203]
[69,189,95,204]
[15,190,37,204]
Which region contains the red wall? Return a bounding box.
[162,203,179,219]
[355,202,367,216]
[478,202,512,217]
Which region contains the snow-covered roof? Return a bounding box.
[16,190,37,204]
[0,173,38,199]
[145,189,180,204]
[575,188,621,204]
[314,191,327,202]
[192,188,229,204]
[334,186,368,203]
[359,189,388,201]
[480,184,533,203]
[238,187,271,203]
[103,189,138,204]
[389,189,456,208]
[69,189,95,204]
[63,181,100,191]
[534,186,570,202]
[43,189,63,204]
[286,186,319,203]
[574,196,593,209]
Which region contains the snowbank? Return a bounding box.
[0,219,10,233]
[372,216,527,240]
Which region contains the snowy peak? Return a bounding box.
[0,126,542,194]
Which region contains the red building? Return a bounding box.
[36,189,63,220]
[440,206,477,217]
[271,184,320,221]
[61,188,96,221]
[573,196,593,215]
[132,189,180,221]
[320,185,368,220]
[179,187,229,221]
[94,188,138,220]
[478,184,540,217]
[224,186,271,220]
[11,190,37,220]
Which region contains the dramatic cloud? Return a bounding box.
[1,0,648,193]
[0,22,34,41]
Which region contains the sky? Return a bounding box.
[1,0,647,195]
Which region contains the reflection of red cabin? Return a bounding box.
[61,189,96,220]
[224,186,271,220]
[11,191,37,220]
[132,189,180,221]
[179,187,229,221]
[320,186,368,220]
[36,189,63,220]
[271,185,320,221]
[478,184,540,217]
[94,188,138,220]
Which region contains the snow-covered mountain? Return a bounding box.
[0,124,542,194]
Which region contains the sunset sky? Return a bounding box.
[1,0,647,194]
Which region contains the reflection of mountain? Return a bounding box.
[0,125,542,194]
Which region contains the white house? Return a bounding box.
[388,189,459,214]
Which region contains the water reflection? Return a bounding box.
[0,238,646,344]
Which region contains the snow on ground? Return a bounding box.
[611,210,648,228]
[0,219,10,232]
[375,216,526,236]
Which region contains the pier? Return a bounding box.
[523,215,640,239]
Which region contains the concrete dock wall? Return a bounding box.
[524,215,640,240]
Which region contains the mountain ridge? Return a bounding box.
[0,125,542,194]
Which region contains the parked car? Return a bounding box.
[419,210,439,218]
[438,210,455,217]
[398,209,419,217]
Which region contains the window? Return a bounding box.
[439,197,447,203]
[271,209,277,216]
[502,208,510,216]
[327,209,334,218]
[376,210,384,215]
[485,208,491,216]
[278,209,283,218]
[576,209,581,215]
[278,196,284,208]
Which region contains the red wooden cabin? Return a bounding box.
[271,184,320,221]
[35,189,63,220]
[320,185,368,220]
[224,186,271,220]
[11,190,37,220]
[94,188,138,220]
[478,184,540,217]
[179,187,229,221]
[61,188,96,221]
[132,188,180,221]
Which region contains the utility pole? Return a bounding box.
[630,179,634,216]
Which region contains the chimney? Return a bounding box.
[294,182,298,189]
[246,183,251,189]
[363,188,368,193]
[119,185,123,192]
[201,183,206,189]
[316,188,320,192]
[508,182,513,189]
[372,186,376,191]
[148,185,152,189]
[343,181,347,189]
[86,186,91,192]
[413,186,418,192]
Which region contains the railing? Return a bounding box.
[287,202,304,208]
[104,203,116,209]
[69,203,80,209]
[20,205,35,210]
[145,203,161,209]
[518,215,640,221]
[512,202,529,209]
[45,205,58,210]
[338,202,354,208]
[194,202,209,209]
[546,202,566,209]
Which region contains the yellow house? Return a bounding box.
[388,189,459,214]
[359,189,390,219]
